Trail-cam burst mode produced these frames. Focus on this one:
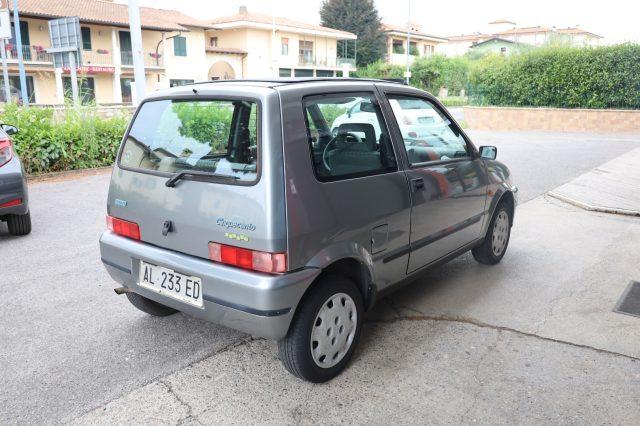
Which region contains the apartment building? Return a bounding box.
[444,19,602,56]
[3,0,217,104]
[382,23,447,66]
[2,2,356,105]
[207,6,357,79]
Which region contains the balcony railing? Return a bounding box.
[337,57,356,68]
[4,44,53,63]
[81,50,114,66]
[120,51,164,68]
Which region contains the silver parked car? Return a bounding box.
[0,124,31,236]
[100,78,517,382]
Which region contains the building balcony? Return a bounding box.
[5,44,53,64]
[297,54,355,69]
[120,51,164,68]
[81,50,114,66]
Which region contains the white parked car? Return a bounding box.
[331,98,451,146]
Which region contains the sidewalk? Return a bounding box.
[549,147,640,216]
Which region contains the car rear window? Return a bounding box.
[119,99,258,183]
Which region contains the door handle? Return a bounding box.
[411,177,425,192]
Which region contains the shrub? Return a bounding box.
[468,44,640,109]
[356,61,405,80]
[411,55,470,95]
[0,104,129,174]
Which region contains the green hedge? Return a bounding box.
[468,44,640,109]
[355,55,471,96]
[0,104,128,174]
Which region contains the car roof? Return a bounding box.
[185,77,405,89]
[146,78,425,102]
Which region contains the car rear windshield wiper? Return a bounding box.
[165,169,240,187]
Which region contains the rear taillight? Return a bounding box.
[0,198,22,208]
[107,215,141,240]
[0,139,12,167]
[208,242,287,274]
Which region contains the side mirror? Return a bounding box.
[1,124,18,135]
[479,145,497,160]
[359,102,376,113]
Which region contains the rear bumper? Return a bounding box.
[0,166,28,216]
[99,231,320,340]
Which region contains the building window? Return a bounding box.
[209,37,218,47]
[423,44,434,56]
[316,69,334,77]
[281,37,289,55]
[63,76,95,106]
[10,21,30,60]
[392,39,404,54]
[294,69,313,77]
[279,68,291,77]
[299,40,313,64]
[173,36,187,56]
[120,78,133,103]
[409,41,418,56]
[81,27,92,50]
[0,75,34,103]
[169,79,195,87]
[500,47,507,54]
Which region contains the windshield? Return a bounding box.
[119,99,258,183]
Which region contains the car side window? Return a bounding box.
[303,93,397,182]
[387,95,470,165]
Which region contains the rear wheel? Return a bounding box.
[472,204,511,265]
[126,292,178,316]
[278,275,363,383]
[7,212,32,236]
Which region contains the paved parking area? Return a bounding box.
[1,131,639,423]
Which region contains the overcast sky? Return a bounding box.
[130,0,640,43]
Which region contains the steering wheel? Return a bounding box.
[322,132,363,171]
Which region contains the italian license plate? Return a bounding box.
[138,261,203,308]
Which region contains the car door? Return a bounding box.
[378,88,488,273]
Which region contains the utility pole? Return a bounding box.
[128,0,146,104]
[12,0,28,105]
[0,2,11,102]
[405,0,411,85]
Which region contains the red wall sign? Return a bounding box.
[62,66,115,74]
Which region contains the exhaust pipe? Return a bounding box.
[114,286,133,295]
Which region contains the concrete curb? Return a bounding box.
[27,166,113,184]
[547,191,640,217]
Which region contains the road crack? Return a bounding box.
[367,301,640,363]
[158,379,202,425]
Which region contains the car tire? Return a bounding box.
[126,292,178,316]
[278,274,363,383]
[7,212,32,236]
[472,203,511,265]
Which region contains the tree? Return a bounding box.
[320,0,386,67]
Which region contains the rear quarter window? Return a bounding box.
[119,99,259,183]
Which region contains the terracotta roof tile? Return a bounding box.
[381,23,447,41]
[10,0,213,31]
[209,9,356,38]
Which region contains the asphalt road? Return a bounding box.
[1,131,638,423]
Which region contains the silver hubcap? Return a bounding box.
[491,210,510,256]
[310,293,357,368]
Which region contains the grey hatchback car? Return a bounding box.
[0,123,31,236]
[100,78,516,382]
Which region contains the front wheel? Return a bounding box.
[278,275,363,383]
[472,204,511,265]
